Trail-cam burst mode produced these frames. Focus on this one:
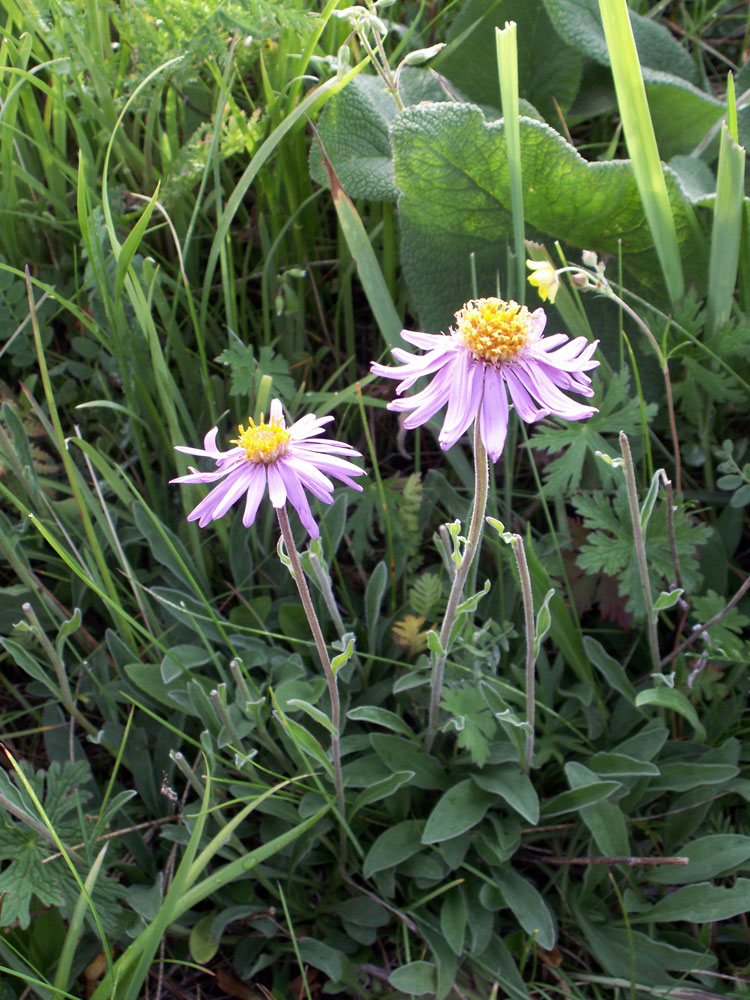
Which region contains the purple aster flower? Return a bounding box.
[371,297,599,462]
[170,399,365,539]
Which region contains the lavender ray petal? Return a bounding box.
[278,463,320,539]
[503,366,549,423]
[535,363,595,395]
[170,466,234,485]
[301,455,365,483]
[269,399,284,423]
[187,468,248,526]
[438,352,482,449]
[242,465,267,527]
[480,369,510,462]
[535,333,568,351]
[399,376,456,429]
[209,466,258,520]
[284,456,334,494]
[267,464,287,507]
[289,413,334,441]
[515,360,597,418]
[371,347,454,391]
[294,440,364,460]
[399,329,452,350]
[388,358,457,416]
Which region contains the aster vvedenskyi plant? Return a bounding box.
[171,399,366,822]
[371,297,600,747]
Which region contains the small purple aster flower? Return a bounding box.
[170,399,365,539]
[371,297,600,462]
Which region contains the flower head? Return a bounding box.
[371,297,599,462]
[171,399,364,538]
[526,258,560,303]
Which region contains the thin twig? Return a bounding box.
[660,574,750,667]
[605,289,682,491]
[426,419,489,750]
[529,855,689,867]
[42,814,180,863]
[277,507,346,823]
[338,863,418,933]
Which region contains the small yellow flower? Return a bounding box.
[526,259,560,304]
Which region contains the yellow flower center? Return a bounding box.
[232,416,291,464]
[455,297,533,363]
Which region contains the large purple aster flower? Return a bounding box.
[171,399,364,538]
[371,297,599,462]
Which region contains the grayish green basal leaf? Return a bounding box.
[391,103,704,332]
[648,834,750,885]
[578,913,715,986]
[422,778,495,843]
[631,878,750,924]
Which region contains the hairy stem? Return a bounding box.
[607,287,682,492]
[426,420,489,751]
[620,432,661,673]
[510,535,536,774]
[276,508,345,820]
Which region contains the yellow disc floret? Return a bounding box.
[232,415,291,464]
[455,297,533,363]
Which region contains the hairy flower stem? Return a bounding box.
[605,285,681,492]
[510,536,536,774]
[276,508,345,820]
[620,432,661,673]
[426,420,489,751]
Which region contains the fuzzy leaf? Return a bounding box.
[441,685,497,767]
[422,779,495,843]
[391,103,705,335]
[631,879,750,924]
[309,73,398,200]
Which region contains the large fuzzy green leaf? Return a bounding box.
[309,74,399,201]
[391,103,704,332]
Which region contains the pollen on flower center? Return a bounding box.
[455,297,533,363]
[232,416,291,464]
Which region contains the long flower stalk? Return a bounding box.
[426,419,489,751]
[276,507,345,818]
[509,535,536,774]
[620,432,661,673]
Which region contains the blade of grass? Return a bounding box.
[706,117,745,335]
[199,60,368,332]
[52,844,109,997]
[496,22,525,302]
[598,0,684,304]
[313,124,402,349]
